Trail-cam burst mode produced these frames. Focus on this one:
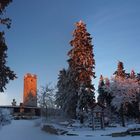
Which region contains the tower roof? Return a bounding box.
[24,73,37,79]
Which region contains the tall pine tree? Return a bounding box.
[68,20,95,116]
[56,68,78,118]
[98,76,112,106]
[98,75,105,104]
[113,61,126,126]
[56,69,68,109]
[0,0,16,92]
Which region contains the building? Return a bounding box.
[91,103,105,130]
[23,73,37,107]
[0,105,41,116]
[0,73,40,117]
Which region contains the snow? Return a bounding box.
[0,120,58,140]
[0,120,140,140]
[0,119,140,140]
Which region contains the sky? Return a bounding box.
[0,0,140,105]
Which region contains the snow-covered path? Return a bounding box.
[0,120,140,140]
[0,120,58,140]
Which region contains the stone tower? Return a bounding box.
[23,73,37,107]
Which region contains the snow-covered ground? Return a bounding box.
[0,119,140,140]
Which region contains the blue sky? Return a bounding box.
[0,0,140,105]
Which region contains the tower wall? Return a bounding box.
[23,73,37,107]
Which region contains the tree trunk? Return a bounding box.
[45,106,48,118]
[120,104,125,127]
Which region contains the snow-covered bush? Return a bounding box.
[107,77,139,111]
[0,108,12,126]
[105,77,140,127]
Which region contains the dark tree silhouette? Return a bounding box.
[11,98,16,106]
[97,75,105,104]
[0,0,16,92]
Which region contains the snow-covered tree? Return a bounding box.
[56,21,95,119]
[136,73,140,82]
[56,69,68,108]
[130,70,136,79]
[114,61,125,79]
[38,84,55,117]
[104,78,113,106]
[126,70,140,119]
[68,20,95,117]
[110,78,139,110]
[56,68,78,118]
[0,108,11,126]
[98,76,112,106]
[108,77,139,126]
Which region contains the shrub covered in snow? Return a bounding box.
[0,109,12,126]
[109,77,139,111]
